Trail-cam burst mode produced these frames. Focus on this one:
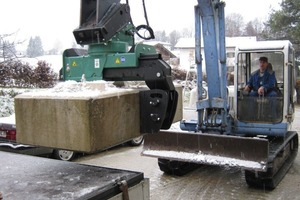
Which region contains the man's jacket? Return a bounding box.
[247,69,276,93]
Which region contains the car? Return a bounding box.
[51,136,144,161]
[0,116,54,157]
[0,114,144,161]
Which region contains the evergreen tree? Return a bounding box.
[26,36,44,58]
[263,0,300,59]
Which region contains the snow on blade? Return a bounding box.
[142,150,267,171]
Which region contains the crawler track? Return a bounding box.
[245,131,298,189]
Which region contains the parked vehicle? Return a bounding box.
[0,114,144,161]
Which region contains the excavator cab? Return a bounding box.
[233,41,297,136]
[237,53,284,123]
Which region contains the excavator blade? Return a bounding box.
[142,131,269,171]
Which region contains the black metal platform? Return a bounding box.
[0,152,144,200]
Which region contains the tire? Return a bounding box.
[53,149,76,161]
[128,136,144,146]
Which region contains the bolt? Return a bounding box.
[66,66,70,72]
[156,72,161,78]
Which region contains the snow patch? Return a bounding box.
[16,81,139,99]
[142,150,267,171]
[0,114,16,124]
[0,96,14,117]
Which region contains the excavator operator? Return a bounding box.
[244,57,277,97]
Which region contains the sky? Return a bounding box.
[0,0,282,52]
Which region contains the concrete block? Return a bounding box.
[15,90,140,153]
[15,82,182,153]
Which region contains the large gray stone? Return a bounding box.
[15,84,182,153]
[15,90,140,152]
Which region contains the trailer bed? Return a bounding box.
[0,152,149,200]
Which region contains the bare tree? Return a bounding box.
[154,30,168,42]
[243,18,264,39]
[180,28,193,38]
[48,39,63,55]
[0,32,23,62]
[169,30,181,50]
[244,21,256,36]
[225,13,244,37]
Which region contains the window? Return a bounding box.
[237,52,284,87]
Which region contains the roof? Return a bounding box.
[154,43,177,58]
[139,41,176,58]
[175,36,257,48]
[142,41,171,47]
[226,37,257,47]
[175,38,195,48]
[236,40,292,51]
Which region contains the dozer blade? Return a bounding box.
[142,131,269,171]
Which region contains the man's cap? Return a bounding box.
[259,56,268,63]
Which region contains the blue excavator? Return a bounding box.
[60,0,298,189]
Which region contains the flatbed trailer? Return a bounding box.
[0,152,149,200]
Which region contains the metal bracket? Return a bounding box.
[140,89,168,133]
[117,180,129,200]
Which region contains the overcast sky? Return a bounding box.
[0,0,282,51]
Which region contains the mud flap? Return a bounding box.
[142,131,269,171]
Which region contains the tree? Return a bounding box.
[244,21,256,36]
[263,0,300,59]
[243,19,264,39]
[0,33,19,62]
[26,36,44,58]
[0,60,57,88]
[0,40,17,61]
[154,30,168,42]
[33,60,57,88]
[180,28,193,38]
[225,13,244,37]
[48,39,63,55]
[169,30,181,50]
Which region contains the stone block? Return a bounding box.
[15,82,182,153]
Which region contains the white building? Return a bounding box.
[175,36,257,71]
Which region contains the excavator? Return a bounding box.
[59,0,298,189]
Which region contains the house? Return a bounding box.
[174,36,257,71]
[142,41,179,66]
